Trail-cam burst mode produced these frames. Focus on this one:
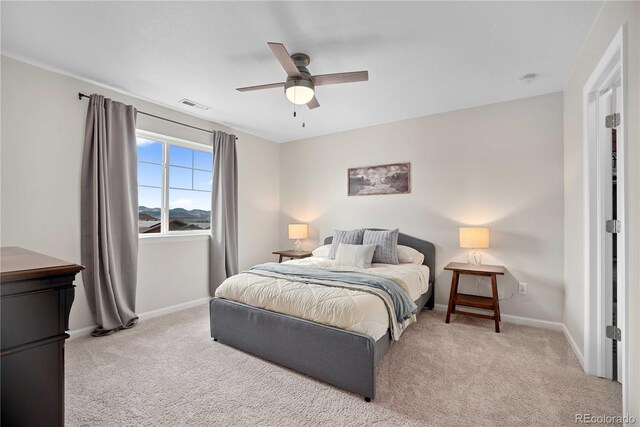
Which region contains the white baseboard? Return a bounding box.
[562,324,585,368]
[432,304,563,331]
[68,325,97,339]
[137,297,211,321]
[68,297,211,339]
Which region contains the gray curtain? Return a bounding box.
[210,131,238,295]
[81,94,139,337]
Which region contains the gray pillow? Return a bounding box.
[329,229,364,259]
[363,229,400,265]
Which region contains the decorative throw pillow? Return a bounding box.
[397,245,425,265]
[312,244,331,258]
[335,244,377,268]
[363,229,400,265]
[329,229,365,259]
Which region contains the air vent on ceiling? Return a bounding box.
[178,98,210,110]
[518,73,537,85]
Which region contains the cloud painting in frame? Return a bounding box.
[348,163,411,196]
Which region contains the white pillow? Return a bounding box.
[397,245,425,265]
[312,244,331,258]
[335,244,377,269]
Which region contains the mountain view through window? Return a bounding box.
[137,136,212,234]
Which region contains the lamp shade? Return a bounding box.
[459,227,490,249]
[288,224,308,240]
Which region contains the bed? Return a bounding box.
[209,230,435,401]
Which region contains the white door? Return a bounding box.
[599,87,614,381]
[583,25,627,414]
[612,81,623,385]
[599,80,623,384]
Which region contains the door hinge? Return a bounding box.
[606,325,622,342]
[606,219,621,234]
[605,113,621,128]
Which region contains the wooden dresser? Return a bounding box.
[1,247,84,426]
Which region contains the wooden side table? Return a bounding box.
[272,250,312,263]
[444,262,505,333]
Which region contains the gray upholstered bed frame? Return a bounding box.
[210,230,435,401]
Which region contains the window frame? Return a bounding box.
[136,130,213,238]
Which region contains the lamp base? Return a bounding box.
[293,240,303,252]
[467,250,482,265]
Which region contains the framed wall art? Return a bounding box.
[347,163,411,196]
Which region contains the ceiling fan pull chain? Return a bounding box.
[293,88,297,117]
[302,108,305,128]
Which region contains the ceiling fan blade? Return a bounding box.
[267,42,301,78]
[307,96,320,109]
[236,82,284,92]
[312,71,369,86]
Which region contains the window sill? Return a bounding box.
[139,233,211,244]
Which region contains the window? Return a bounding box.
[137,131,212,235]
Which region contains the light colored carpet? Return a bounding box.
[66,305,620,426]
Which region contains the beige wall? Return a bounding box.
[0,56,280,331]
[563,0,639,417]
[279,92,565,323]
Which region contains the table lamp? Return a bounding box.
[459,227,490,265]
[288,224,308,252]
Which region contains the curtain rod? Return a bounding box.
[78,93,237,140]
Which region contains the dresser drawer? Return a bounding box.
[1,288,63,349]
[1,339,63,426]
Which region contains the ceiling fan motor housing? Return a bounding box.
[291,52,311,67]
[285,53,315,104]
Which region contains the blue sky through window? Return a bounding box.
[137,138,162,163]
[194,151,212,170]
[170,166,191,189]
[137,138,212,211]
[170,145,192,168]
[138,162,162,187]
[193,170,212,191]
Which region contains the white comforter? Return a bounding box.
[214,257,430,340]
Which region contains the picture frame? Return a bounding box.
[347,162,411,196]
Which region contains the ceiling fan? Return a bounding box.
[236,42,369,110]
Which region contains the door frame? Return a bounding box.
[582,24,628,413]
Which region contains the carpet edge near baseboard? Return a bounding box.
[432,303,585,368]
[68,297,211,339]
[562,323,585,368]
[432,303,563,330]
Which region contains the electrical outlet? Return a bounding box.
[518,283,528,295]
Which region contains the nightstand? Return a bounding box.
[444,262,505,333]
[272,250,312,263]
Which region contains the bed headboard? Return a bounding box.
[323,229,436,283]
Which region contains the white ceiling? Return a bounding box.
[1,1,602,143]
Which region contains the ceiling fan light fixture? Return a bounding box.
[285,79,315,105]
